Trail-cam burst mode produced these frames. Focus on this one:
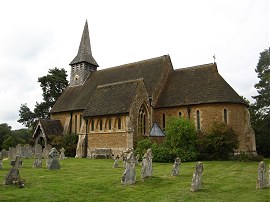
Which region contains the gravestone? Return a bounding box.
[190,162,204,192]
[33,153,42,168]
[47,148,60,170]
[25,145,33,159]
[141,148,153,179]
[59,148,66,160]
[171,157,181,176]
[256,161,267,189]
[113,155,120,168]
[35,144,43,156]
[16,144,22,157]
[9,147,17,159]
[1,149,8,158]
[121,150,136,185]
[4,155,25,188]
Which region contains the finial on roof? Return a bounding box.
[69,21,98,67]
[213,54,216,63]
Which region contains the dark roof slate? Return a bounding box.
[70,21,98,67]
[51,55,170,113]
[156,63,247,108]
[83,80,142,117]
[33,119,63,138]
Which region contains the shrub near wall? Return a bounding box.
[198,122,239,160]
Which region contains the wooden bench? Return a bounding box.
[93,148,112,159]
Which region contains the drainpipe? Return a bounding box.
[84,119,88,158]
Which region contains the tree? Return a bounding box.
[0,123,12,150]
[18,68,68,128]
[253,48,270,114]
[251,48,270,157]
[164,117,198,161]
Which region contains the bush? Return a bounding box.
[62,133,78,157]
[230,151,264,162]
[164,117,198,161]
[198,122,239,160]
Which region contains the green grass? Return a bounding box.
[0,158,269,202]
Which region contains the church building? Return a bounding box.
[50,21,256,157]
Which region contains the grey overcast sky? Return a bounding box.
[0,0,269,130]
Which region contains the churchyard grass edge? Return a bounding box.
[0,158,269,202]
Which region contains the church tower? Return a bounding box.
[69,20,98,86]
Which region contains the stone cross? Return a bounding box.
[47,148,60,170]
[4,155,25,188]
[171,157,181,176]
[121,150,136,185]
[190,162,204,192]
[256,161,267,189]
[141,148,153,179]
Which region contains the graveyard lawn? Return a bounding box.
[0,159,269,202]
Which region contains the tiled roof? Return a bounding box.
[83,80,142,117]
[156,63,247,108]
[70,21,98,67]
[33,119,63,138]
[51,55,170,113]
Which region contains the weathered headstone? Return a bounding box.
[190,162,204,192]
[9,147,17,159]
[59,148,66,160]
[256,161,267,189]
[113,155,120,168]
[35,144,43,156]
[171,157,181,176]
[16,144,22,157]
[121,149,136,185]
[33,153,42,168]
[1,149,8,158]
[4,155,25,188]
[47,148,60,170]
[25,145,33,159]
[141,148,153,179]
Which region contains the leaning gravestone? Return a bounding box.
[121,150,136,185]
[1,149,8,158]
[190,162,204,192]
[141,148,153,179]
[256,161,267,189]
[171,157,181,176]
[59,148,66,160]
[47,148,60,170]
[4,155,25,188]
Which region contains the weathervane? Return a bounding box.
[213,54,216,63]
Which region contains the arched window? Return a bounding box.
[117,117,122,130]
[139,105,147,135]
[108,118,112,130]
[224,109,228,124]
[179,111,182,118]
[91,120,94,132]
[196,110,201,130]
[99,119,103,131]
[162,113,166,130]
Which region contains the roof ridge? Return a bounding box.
[174,63,216,71]
[97,78,143,88]
[97,55,170,72]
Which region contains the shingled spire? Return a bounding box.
[69,20,98,86]
[70,20,98,67]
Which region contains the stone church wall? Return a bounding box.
[154,103,256,153]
